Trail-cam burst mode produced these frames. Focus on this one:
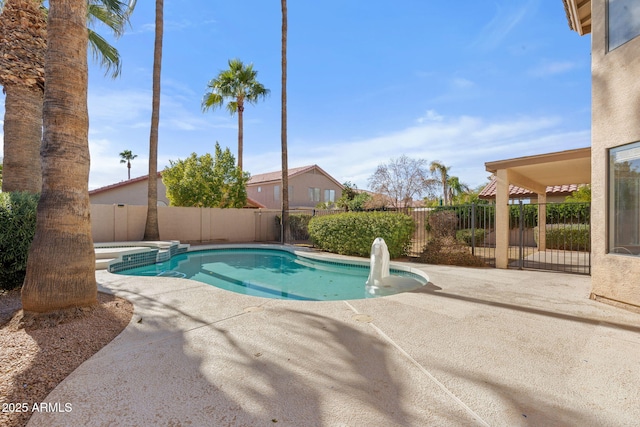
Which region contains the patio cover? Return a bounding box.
[484,147,591,268]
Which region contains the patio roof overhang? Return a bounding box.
[562,0,592,36]
[485,147,591,194]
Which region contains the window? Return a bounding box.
[274,185,280,201]
[257,186,262,193]
[308,187,320,202]
[609,142,640,255]
[324,189,335,202]
[608,0,640,51]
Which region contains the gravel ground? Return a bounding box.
[0,290,133,427]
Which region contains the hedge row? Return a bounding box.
[534,224,590,251]
[0,192,39,290]
[308,212,414,258]
[455,228,486,246]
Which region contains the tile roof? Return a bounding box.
[478,177,583,199]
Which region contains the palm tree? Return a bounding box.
[280,0,288,243]
[202,59,270,171]
[119,149,137,179]
[22,0,96,313]
[430,160,451,205]
[0,0,135,193]
[446,175,469,205]
[0,0,46,193]
[143,0,162,241]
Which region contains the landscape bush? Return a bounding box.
[427,210,458,239]
[535,224,590,251]
[308,212,414,258]
[418,236,487,267]
[456,228,486,246]
[0,192,39,290]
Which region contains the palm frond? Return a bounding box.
[88,28,121,78]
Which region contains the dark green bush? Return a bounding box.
[456,228,486,246]
[308,212,414,258]
[0,192,39,290]
[534,224,590,251]
[276,213,313,241]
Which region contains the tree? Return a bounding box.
[162,144,250,208]
[280,0,288,243]
[430,160,451,205]
[565,184,591,202]
[201,58,270,171]
[0,0,136,193]
[119,149,137,179]
[143,0,161,241]
[0,162,3,189]
[447,175,470,204]
[368,155,437,209]
[336,181,372,211]
[22,0,96,313]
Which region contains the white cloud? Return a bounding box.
[528,61,577,77]
[452,78,475,89]
[472,0,539,51]
[242,113,589,191]
[417,110,445,124]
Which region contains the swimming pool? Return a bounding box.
[114,247,428,301]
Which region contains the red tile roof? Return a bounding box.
[478,177,583,199]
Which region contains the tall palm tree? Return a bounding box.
[430,160,451,205]
[143,0,162,241]
[0,0,46,193]
[22,0,96,313]
[0,0,135,193]
[119,149,137,179]
[280,0,288,244]
[202,59,270,171]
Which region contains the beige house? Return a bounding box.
[487,1,640,312]
[246,165,344,209]
[90,173,170,206]
[89,173,265,208]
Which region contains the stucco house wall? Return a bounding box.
[590,0,640,309]
[90,175,170,206]
[247,165,343,209]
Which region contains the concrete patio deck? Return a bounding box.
[28,256,640,426]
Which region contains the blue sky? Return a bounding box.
[0,0,592,192]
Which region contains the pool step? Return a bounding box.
[94,241,190,271]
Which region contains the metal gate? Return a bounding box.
[508,201,591,274]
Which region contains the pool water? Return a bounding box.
[115,248,426,301]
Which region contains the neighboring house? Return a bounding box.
[246,165,344,209]
[478,177,586,202]
[89,172,265,208]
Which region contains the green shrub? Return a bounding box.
[308,212,414,258]
[534,224,590,251]
[456,228,486,246]
[0,192,39,290]
[276,213,313,241]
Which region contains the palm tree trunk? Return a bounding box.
[22,0,96,313]
[281,0,289,243]
[127,161,131,179]
[237,101,244,171]
[143,0,163,241]
[2,85,43,193]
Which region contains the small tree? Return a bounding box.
[368,155,437,208]
[119,149,137,180]
[162,143,249,208]
[565,185,591,202]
